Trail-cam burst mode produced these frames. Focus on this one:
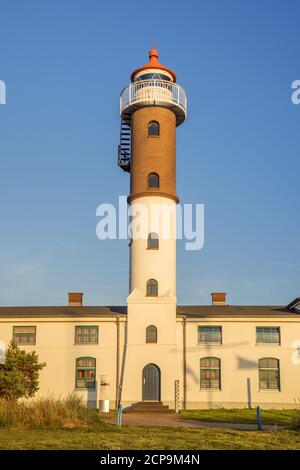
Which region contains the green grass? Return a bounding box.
[180,408,299,426]
[0,398,299,449]
[0,425,299,450]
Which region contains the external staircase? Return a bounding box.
[124,402,175,414]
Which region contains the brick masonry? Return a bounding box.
[128,106,179,204]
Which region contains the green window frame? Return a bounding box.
[259,358,280,391]
[75,357,96,389]
[13,326,36,345]
[75,326,99,344]
[198,326,222,345]
[200,357,221,390]
[256,327,280,345]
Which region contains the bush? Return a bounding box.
[0,341,46,400]
[0,394,105,429]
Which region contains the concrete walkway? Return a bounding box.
[105,412,281,431]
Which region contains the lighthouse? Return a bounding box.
[119,49,187,408]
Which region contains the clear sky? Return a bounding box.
[0,0,299,306]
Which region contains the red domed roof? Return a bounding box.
[131,49,176,82]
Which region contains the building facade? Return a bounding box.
[0,50,300,410]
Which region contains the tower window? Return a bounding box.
[146,325,157,343]
[146,279,158,297]
[147,232,159,250]
[148,173,159,189]
[148,121,160,136]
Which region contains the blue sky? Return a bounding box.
[0,0,299,306]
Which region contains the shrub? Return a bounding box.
[0,394,104,429]
[0,341,46,400]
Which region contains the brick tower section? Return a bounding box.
[128,107,179,204]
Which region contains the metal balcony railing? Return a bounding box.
[120,80,187,124]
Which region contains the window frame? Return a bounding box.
[200,357,221,390]
[148,173,159,189]
[75,357,96,390]
[147,232,159,250]
[258,357,280,391]
[146,325,158,344]
[198,326,222,345]
[256,327,280,346]
[146,279,158,297]
[148,121,160,137]
[13,326,36,345]
[75,325,99,345]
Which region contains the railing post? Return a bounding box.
[256,406,262,431]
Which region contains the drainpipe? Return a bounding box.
[183,317,187,410]
[115,316,120,409]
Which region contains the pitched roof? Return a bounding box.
[0,306,127,318]
[0,305,299,319]
[177,305,300,318]
[286,297,300,310]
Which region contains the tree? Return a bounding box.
[0,341,46,400]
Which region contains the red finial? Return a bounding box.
[149,48,159,60]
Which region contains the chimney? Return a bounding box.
[211,292,226,306]
[68,292,83,307]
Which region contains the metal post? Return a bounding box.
[256,406,262,431]
[175,380,180,413]
[116,403,123,428]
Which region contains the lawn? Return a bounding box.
[0,425,300,450]
[180,408,298,426]
[0,398,299,450]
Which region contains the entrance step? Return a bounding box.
[124,402,175,414]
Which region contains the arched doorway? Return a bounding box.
[142,364,160,401]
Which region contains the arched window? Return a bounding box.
[146,279,158,297]
[146,325,157,343]
[75,357,96,389]
[148,121,160,136]
[148,173,159,189]
[258,358,280,390]
[200,357,221,390]
[147,232,159,250]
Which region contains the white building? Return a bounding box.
[0,50,300,410]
